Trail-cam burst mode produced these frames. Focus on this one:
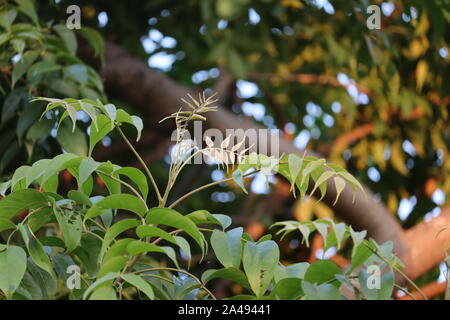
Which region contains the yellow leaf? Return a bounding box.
[293,198,313,221]
[314,201,333,219]
[387,193,398,214]
[371,140,386,171]
[390,141,408,175]
[416,60,428,91]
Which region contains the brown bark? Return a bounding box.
[79,41,450,280]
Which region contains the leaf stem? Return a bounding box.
[97,170,148,211]
[168,169,260,209]
[116,126,162,204]
[135,267,216,300]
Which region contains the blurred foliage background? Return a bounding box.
[0,0,449,297]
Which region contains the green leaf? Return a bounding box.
[185,210,222,227]
[78,157,100,187]
[136,225,177,244]
[211,227,243,269]
[202,268,251,290]
[337,171,365,201]
[313,221,329,249]
[26,61,60,82]
[333,222,347,250]
[287,154,304,192]
[88,114,112,156]
[80,101,98,129]
[228,48,247,78]
[56,123,88,156]
[65,64,88,84]
[130,116,143,141]
[310,170,334,199]
[272,278,303,300]
[26,118,53,142]
[86,194,147,219]
[18,224,54,277]
[304,260,341,285]
[0,189,48,219]
[99,219,140,261]
[126,240,178,268]
[53,206,82,252]
[232,169,247,194]
[2,89,23,126]
[68,190,93,206]
[212,214,232,229]
[115,167,148,200]
[103,104,117,129]
[116,110,143,141]
[89,286,117,300]
[103,238,134,263]
[28,159,55,188]
[53,24,77,54]
[11,165,30,191]
[83,272,118,300]
[349,226,367,256]
[15,0,39,25]
[300,159,326,189]
[0,9,17,31]
[302,281,342,300]
[97,256,128,278]
[351,241,374,271]
[0,246,27,298]
[333,176,346,206]
[78,26,105,60]
[0,219,16,232]
[146,207,205,251]
[274,262,309,282]
[242,240,279,297]
[121,274,154,300]
[174,235,192,266]
[12,50,40,87]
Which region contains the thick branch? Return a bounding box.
[79,41,449,280]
